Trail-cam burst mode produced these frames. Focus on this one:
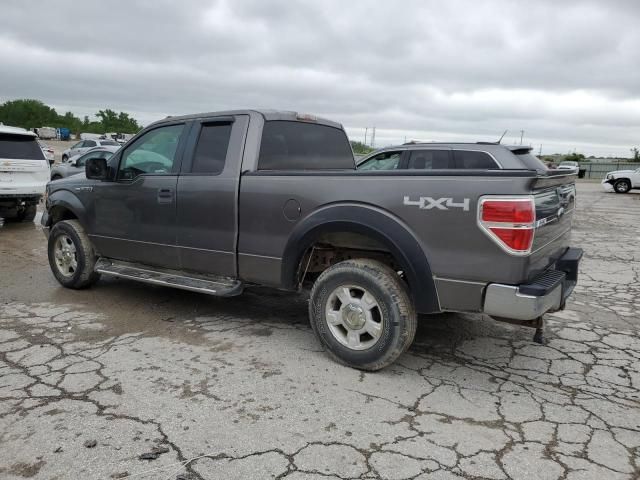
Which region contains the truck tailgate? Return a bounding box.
[528,171,577,279]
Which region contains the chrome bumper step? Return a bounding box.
[95,258,243,297]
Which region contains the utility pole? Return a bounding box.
[364,127,368,146]
[520,130,524,145]
[370,127,376,148]
[539,144,542,156]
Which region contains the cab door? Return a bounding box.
[86,122,190,269]
[175,115,248,276]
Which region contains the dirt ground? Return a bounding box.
[0,182,639,479]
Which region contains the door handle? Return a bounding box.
[157,188,174,203]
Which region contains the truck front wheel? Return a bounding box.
[48,220,100,289]
[614,179,631,193]
[309,259,416,371]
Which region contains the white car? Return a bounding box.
[0,125,50,222]
[557,161,579,171]
[602,167,640,194]
[61,138,120,162]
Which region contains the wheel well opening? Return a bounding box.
[50,206,78,225]
[298,231,406,288]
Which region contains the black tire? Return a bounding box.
[614,179,631,194]
[61,154,68,162]
[309,259,417,371]
[51,174,62,181]
[48,219,100,289]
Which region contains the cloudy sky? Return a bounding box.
[1,0,639,156]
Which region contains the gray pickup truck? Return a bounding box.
[42,110,582,370]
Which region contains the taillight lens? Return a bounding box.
[479,198,535,254]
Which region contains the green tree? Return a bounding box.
[631,147,639,162]
[0,99,59,130]
[96,109,140,133]
[0,98,142,136]
[350,140,375,155]
[564,152,586,163]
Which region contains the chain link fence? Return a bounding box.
[580,162,639,179]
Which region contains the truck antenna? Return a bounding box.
[497,130,508,144]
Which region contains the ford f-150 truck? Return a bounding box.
[42,110,582,370]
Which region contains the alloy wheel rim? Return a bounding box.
[325,285,383,351]
[53,234,78,277]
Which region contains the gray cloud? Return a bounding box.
[1,0,638,156]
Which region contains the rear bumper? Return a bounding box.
[483,247,583,321]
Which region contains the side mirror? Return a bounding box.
[85,157,109,181]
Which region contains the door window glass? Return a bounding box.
[84,140,96,147]
[357,151,402,170]
[191,123,232,174]
[119,124,184,180]
[407,150,452,169]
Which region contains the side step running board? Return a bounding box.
[95,258,244,297]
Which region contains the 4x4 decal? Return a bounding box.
[403,196,470,211]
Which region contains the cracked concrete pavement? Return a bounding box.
[0,182,639,479]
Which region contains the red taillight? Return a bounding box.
[481,200,535,224]
[479,198,535,254]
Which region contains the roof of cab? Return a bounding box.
[0,125,37,137]
[149,109,343,130]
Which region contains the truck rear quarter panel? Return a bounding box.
[237,172,571,312]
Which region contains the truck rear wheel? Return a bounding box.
[309,259,416,371]
[48,220,100,289]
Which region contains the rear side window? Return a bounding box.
[85,140,97,147]
[407,150,452,169]
[516,152,548,171]
[191,123,232,174]
[454,150,498,169]
[0,134,45,160]
[258,121,354,170]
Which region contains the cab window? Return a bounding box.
[119,124,184,180]
[357,151,402,170]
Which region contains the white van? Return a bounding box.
[0,125,50,222]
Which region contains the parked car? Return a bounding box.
[602,167,640,193]
[61,139,120,162]
[557,161,579,171]
[50,146,120,180]
[357,144,546,172]
[42,109,582,370]
[38,141,55,166]
[0,125,50,222]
